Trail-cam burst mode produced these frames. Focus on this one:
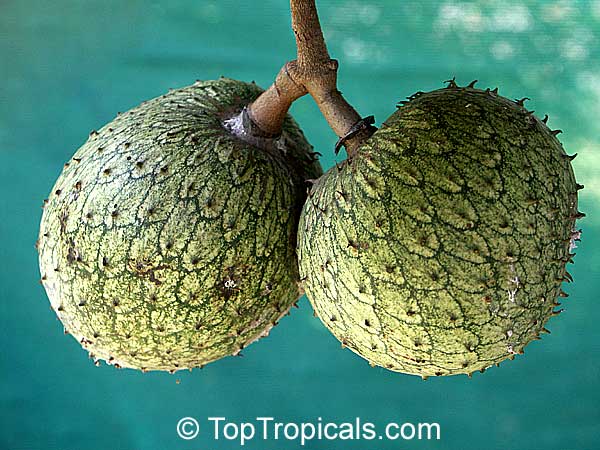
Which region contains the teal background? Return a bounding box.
[1,1,599,449]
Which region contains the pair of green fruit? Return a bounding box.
[38,77,581,377]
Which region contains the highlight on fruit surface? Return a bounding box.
[37,78,322,372]
[298,79,583,377]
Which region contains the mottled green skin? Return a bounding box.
[38,78,322,372]
[298,86,579,377]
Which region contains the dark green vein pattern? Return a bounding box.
[298,85,580,377]
[37,78,322,372]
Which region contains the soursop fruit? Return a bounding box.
[38,78,322,372]
[298,81,582,377]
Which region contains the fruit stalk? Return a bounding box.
[248,0,374,153]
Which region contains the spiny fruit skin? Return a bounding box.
[38,78,322,372]
[298,83,581,377]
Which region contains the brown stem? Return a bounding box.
[245,64,307,137]
[247,0,374,154]
[290,0,330,71]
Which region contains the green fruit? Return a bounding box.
[298,82,582,377]
[38,78,322,372]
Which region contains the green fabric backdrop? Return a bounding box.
[1,1,599,449]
